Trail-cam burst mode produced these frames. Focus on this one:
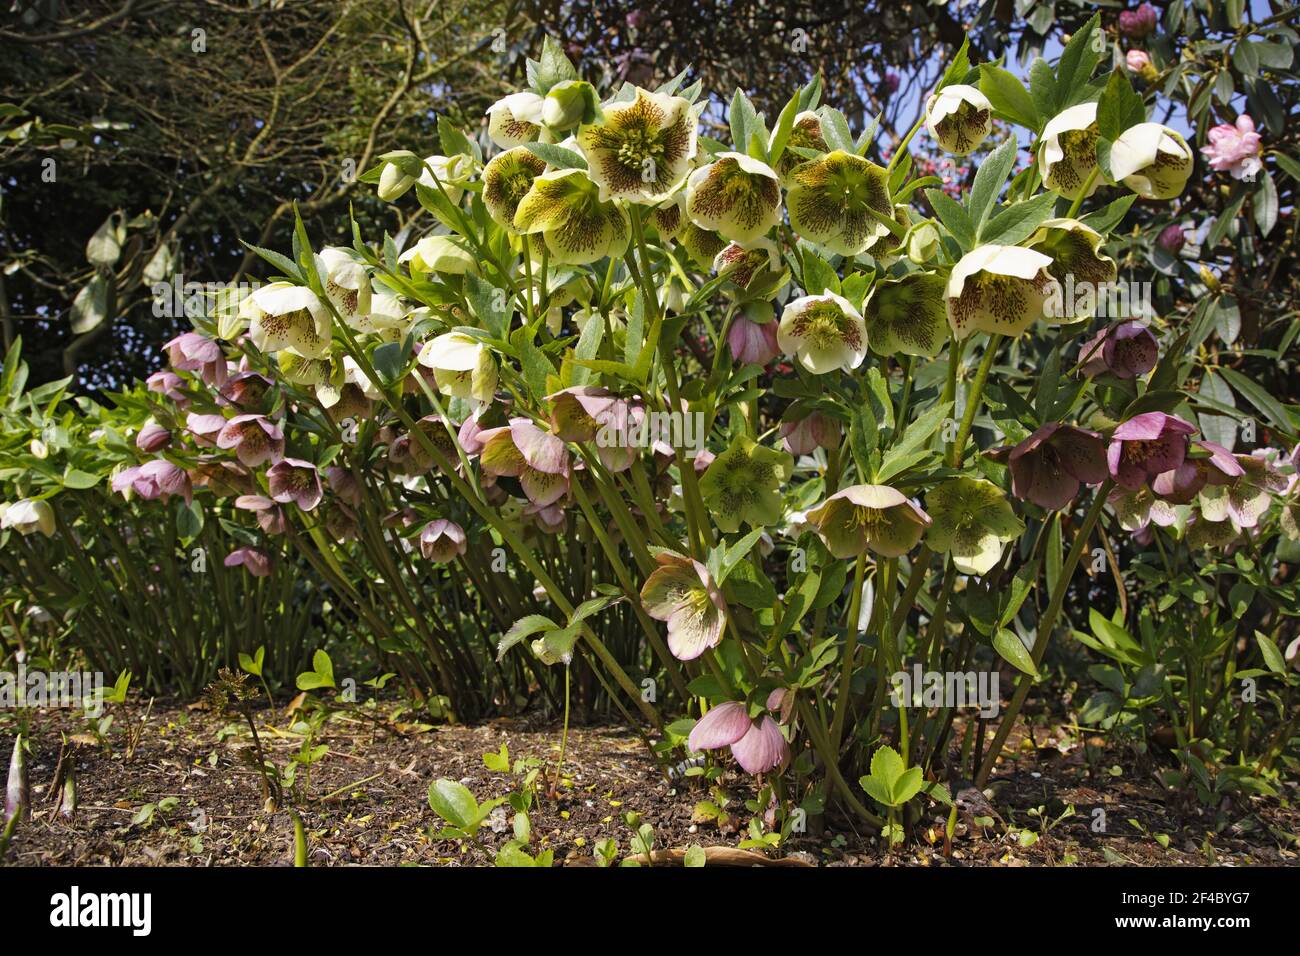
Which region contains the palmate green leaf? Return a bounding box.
[1079,194,1136,234]
[925,188,974,251]
[1028,58,1058,121]
[1096,69,1146,141]
[979,65,1040,131]
[498,614,558,661]
[1055,12,1104,109]
[967,138,1019,230]
[521,142,588,172]
[816,106,855,153]
[993,628,1039,678]
[729,88,762,156]
[935,37,972,92]
[1218,366,1297,438]
[978,191,1058,245]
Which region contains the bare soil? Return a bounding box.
[3,699,1297,867]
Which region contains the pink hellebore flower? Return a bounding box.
[113,460,192,504]
[324,465,361,507]
[216,415,284,467]
[135,422,172,453]
[548,385,646,473]
[779,412,841,456]
[457,413,491,456]
[479,418,571,507]
[1003,423,1108,510]
[1201,114,1263,181]
[1152,440,1243,503]
[687,700,791,776]
[727,317,780,366]
[146,370,187,405]
[1079,321,1159,379]
[267,458,323,511]
[235,495,289,535]
[218,371,273,411]
[639,551,726,661]
[1107,412,1197,490]
[224,548,272,577]
[1118,3,1157,39]
[186,412,227,447]
[419,519,467,563]
[163,331,227,387]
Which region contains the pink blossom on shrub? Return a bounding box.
[1201,114,1263,181]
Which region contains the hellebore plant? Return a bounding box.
[38,22,1297,848]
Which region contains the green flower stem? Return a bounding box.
[332,322,663,731]
[946,333,1003,468]
[797,698,884,828]
[1065,168,1100,219]
[974,479,1113,786]
[829,551,868,753]
[886,116,927,175]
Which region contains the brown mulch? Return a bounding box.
[2,700,1296,867]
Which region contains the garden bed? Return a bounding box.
[4,701,1295,867]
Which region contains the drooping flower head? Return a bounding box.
[482,147,548,233]
[779,411,841,456]
[786,150,893,255]
[639,551,727,661]
[1078,321,1159,379]
[135,421,171,453]
[419,519,468,563]
[1109,484,1179,534]
[770,111,828,186]
[1039,102,1101,201]
[677,221,728,270]
[548,385,645,473]
[576,89,697,203]
[163,332,222,374]
[1201,114,1263,182]
[712,239,787,298]
[685,152,783,244]
[400,235,478,276]
[687,700,790,776]
[728,309,780,366]
[997,423,1108,511]
[1110,123,1194,200]
[244,282,332,359]
[925,477,1026,575]
[777,292,868,373]
[806,484,931,558]
[317,247,372,326]
[946,244,1056,340]
[417,332,499,406]
[224,548,272,577]
[1107,412,1197,490]
[1,499,55,537]
[216,414,285,468]
[924,85,993,155]
[1197,450,1290,530]
[1027,218,1118,305]
[863,271,947,358]
[267,457,323,511]
[1152,440,1243,503]
[479,418,571,507]
[513,168,631,265]
[114,460,193,505]
[698,434,794,534]
[486,92,544,150]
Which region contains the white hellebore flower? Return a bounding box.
[487,92,545,150]
[417,332,498,405]
[245,281,331,359]
[512,168,630,265]
[777,292,868,374]
[317,247,371,326]
[1038,102,1101,200]
[924,85,993,156]
[576,88,697,204]
[418,153,473,205]
[946,244,1056,340]
[1,498,56,537]
[1109,123,1194,200]
[400,235,479,276]
[686,152,783,244]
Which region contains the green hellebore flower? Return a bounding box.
[699,434,794,533]
[1038,103,1101,201]
[770,111,828,186]
[807,484,931,559]
[1027,218,1118,288]
[924,477,1026,576]
[863,271,948,358]
[685,151,783,244]
[786,149,893,256]
[513,168,631,265]
[1109,123,1194,200]
[945,244,1057,341]
[576,88,697,204]
[925,84,993,156]
[482,147,548,233]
